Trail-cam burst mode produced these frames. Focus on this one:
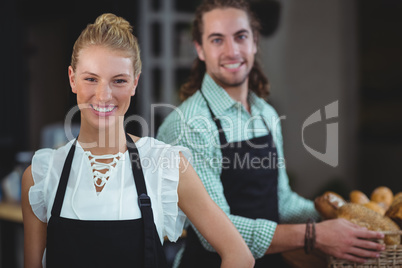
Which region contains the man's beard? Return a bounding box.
[210,70,250,89]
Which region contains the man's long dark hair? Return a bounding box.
[180,0,270,101]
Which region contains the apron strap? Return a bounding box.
[51,140,77,217]
[200,90,272,144]
[126,133,157,268]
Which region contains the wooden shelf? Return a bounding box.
[0,202,23,223]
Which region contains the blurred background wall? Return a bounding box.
[261,0,402,198]
[261,0,360,198]
[1,0,402,266]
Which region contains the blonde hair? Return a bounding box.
[71,13,141,77]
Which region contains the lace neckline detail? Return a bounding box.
[84,151,124,188]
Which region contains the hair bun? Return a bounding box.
[71,12,141,76]
[94,13,132,33]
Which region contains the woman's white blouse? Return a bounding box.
[29,137,190,244]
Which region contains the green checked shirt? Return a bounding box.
[157,74,320,260]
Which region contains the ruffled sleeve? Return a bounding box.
[29,148,55,223]
[160,145,192,242]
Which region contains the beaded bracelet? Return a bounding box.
[304,218,316,254]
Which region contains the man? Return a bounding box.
[157,0,384,267]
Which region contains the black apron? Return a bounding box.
[180,93,285,267]
[46,134,168,268]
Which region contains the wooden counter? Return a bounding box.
[0,202,23,223]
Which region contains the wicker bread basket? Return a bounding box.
[328,231,402,268]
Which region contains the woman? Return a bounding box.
[21,13,254,268]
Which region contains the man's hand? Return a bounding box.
[315,218,385,263]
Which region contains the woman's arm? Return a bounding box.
[21,166,47,268]
[177,153,254,268]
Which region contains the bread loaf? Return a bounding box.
[314,191,346,220]
[350,190,370,205]
[385,192,402,229]
[364,201,386,216]
[337,203,400,245]
[371,186,393,210]
[393,192,402,202]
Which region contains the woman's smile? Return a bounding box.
[90,104,117,116]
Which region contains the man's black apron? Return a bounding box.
[180,93,284,267]
[46,134,168,268]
